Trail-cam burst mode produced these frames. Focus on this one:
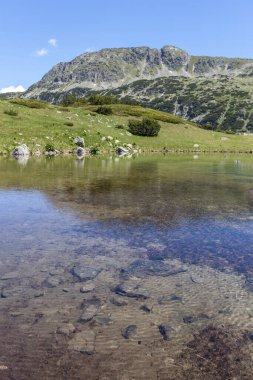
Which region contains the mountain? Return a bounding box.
[23,45,253,131]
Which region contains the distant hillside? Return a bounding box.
[100,76,253,132]
[22,45,253,131]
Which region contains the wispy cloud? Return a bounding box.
[84,47,95,53]
[48,38,57,47]
[36,48,48,57]
[0,85,26,94]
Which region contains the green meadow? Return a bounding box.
[1,99,253,154]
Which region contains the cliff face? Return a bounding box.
[24,45,253,99]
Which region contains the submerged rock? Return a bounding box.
[158,324,173,340]
[113,280,149,299]
[140,304,152,313]
[120,259,187,279]
[1,272,20,280]
[93,315,113,325]
[122,325,137,339]
[43,276,63,288]
[1,286,25,298]
[79,305,99,323]
[158,294,182,304]
[70,264,102,282]
[68,329,95,354]
[110,296,128,306]
[80,282,95,293]
[57,323,76,336]
[11,144,29,157]
[245,276,253,292]
[79,297,101,323]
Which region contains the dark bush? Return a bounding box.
[90,145,100,155]
[115,124,125,129]
[45,143,55,152]
[64,121,74,126]
[88,95,119,105]
[95,106,113,115]
[10,99,48,109]
[4,109,18,116]
[61,94,77,106]
[128,117,160,136]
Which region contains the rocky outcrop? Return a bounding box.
[23,45,253,101]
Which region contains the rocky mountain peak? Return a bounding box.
[23,44,253,101]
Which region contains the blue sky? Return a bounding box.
[1,0,253,92]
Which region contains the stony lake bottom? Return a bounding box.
[1,154,253,379]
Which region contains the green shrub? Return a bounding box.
[128,117,160,136]
[90,145,100,155]
[115,124,125,129]
[4,109,18,116]
[95,106,113,115]
[58,107,70,112]
[61,94,77,106]
[225,129,236,134]
[64,121,74,126]
[45,143,55,152]
[10,99,48,109]
[88,95,119,105]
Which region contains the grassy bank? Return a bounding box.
[1,99,253,154]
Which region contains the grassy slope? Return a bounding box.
[1,99,253,154]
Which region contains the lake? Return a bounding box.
[1,154,253,379]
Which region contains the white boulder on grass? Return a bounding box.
[11,144,30,157]
[74,136,85,147]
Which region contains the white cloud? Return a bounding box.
[0,85,26,94]
[48,38,57,47]
[36,48,48,57]
[84,48,95,53]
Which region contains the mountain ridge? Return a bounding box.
[21,45,253,131]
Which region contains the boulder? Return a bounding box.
[70,264,102,282]
[74,136,85,147]
[158,324,173,340]
[57,323,76,336]
[80,282,95,293]
[122,325,137,339]
[120,259,187,279]
[115,146,129,155]
[112,280,149,299]
[11,144,29,157]
[76,147,86,157]
[79,297,101,323]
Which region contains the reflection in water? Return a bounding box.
[1,155,253,379]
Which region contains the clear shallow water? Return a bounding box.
[1,155,253,379]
